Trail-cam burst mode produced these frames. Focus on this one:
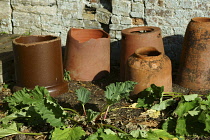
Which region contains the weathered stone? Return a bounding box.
[12,12,41,28]
[121,17,132,25]
[112,1,131,16]
[96,8,111,24]
[12,4,57,15]
[109,30,116,39]
[115,31,122,40]
[110,24,132,31]
[131,2,144,13]
[83,20,101,29]
[0,1,12,33]
[111,15,121,24]
[132,18,144,25]
[82,13,95,20]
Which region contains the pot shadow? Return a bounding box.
[92,66,120,90]
[0,51,16,88]
[163,35,184,80]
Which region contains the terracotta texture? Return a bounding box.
[120,26,165,81]
[64,28,110,81]
[13,35,68,97]
[176,17,210,91]
[126,47,172,97]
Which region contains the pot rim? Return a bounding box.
[122,26,161,35]
[13,35,60,47]
[134,47,163,60]
[191,17,210,23]
[69,28,110,43]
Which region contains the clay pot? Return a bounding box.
[126,47,172,97]
[13,35,68,97]
[120,26,165,81]
[64,28,110,81]
[176,17,210,91]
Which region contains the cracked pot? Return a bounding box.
[64,28,110,81]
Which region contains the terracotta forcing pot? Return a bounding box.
[176,17,210,91]
[13,35,68,97]
[126,47,172,97]
[64,28,110,81]
[120,26,165,81]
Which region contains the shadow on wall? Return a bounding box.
[110,40,121,66]
[100,0,112,12]
[163,35,184,79]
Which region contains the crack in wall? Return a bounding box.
[10,0,14,34]
[143,0,147,26]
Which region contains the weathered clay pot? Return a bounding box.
[126,47,172,97]
[120,26,165,81]
[176,17,210,91]
[64,28,110,81]
[13,35,68,97]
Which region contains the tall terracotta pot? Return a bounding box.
[13,35,68,97]
[120,26,165,81]
[64,28,110,81]
[176,17,210,91]
[126,47,172,97]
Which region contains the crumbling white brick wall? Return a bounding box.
[0,0,210,65]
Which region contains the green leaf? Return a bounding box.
[4,86,66,127]
[75,87,91,105]
[136,98,147,108]
[162,117,177,133]
[188,110,200,116]
[35,99,66,127]
[51,127,85,140]
[174,101,197,117]
[0,122,20,138]
[136,84,164,109]
[176,117,188,136]
[105,81,137,105]
[152,129,177,140]
[0,107,29,125]
[151,98,175,111]
[86,109,100,122]
[140,84,164,99]
[130,129,147,138]
[183,94,198,101]
[104,129,116,135]
[204,114,210,133]
[100,129,121,140]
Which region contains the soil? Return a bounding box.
[0,66,210,140]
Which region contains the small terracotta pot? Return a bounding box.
[13,35,68,97]
[126,47,172,97]
[120,26,165,81]
[176,17,210,91]
[64,28,110,81]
